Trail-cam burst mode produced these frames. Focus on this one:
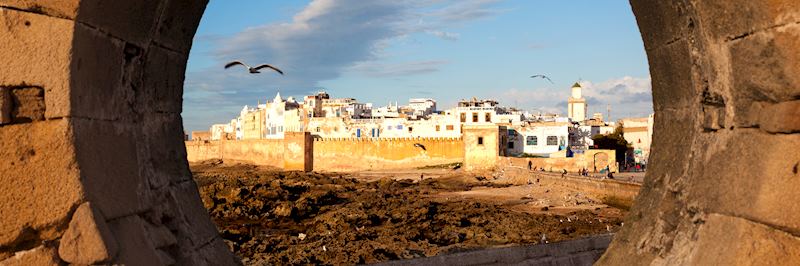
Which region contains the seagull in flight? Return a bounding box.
[225,60,284,75]
[530,74,553,84]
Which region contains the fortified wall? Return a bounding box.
[185,132,312,171]
[498,150,618,173]
[313,137,463,171]
[3,1,800,265]
[186,136,462,172]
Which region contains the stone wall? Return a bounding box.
[599,1,800,264]
[498,150,618,173]
[185,132,313,171]
[313,137,463,172]
[0,1,238,265]
[186,139,284,168]
[463,125,506,171]
[3,1,800,265]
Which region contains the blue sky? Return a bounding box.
[183,0,652,132]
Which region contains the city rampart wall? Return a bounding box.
[185,139,284,168]
[313,137,464,171]
[498,150,618,173]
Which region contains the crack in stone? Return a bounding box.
[710,212,800,239]
[726,21,800,42]
[0,5,73,21]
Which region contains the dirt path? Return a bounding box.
[191,160,626,265]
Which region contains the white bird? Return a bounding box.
[225,60,284,75]
[530,74,554,84]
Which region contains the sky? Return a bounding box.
[183,0,652,132]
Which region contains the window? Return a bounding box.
[435,125,440,131]
[526,136,537,146]
[387,126,392,130]
[485,113,491,122]
[397,125,403,130]
[508,130,516,137]
[508,141,514,149]
[547,136,558,146]
[460,113,466,122]
[478,137,484,145]
[408,126,413,133]
[472,112,478,122]
[446,125,454,131]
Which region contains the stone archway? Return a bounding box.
[0,1,797,265]
[599,2,800,264]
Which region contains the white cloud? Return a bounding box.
[426,30,460,40]
[183,0,505,131]
[349,60,449,77]
[494,76,653,119]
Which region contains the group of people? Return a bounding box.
[526,160,616,180]
[527,161,546,172]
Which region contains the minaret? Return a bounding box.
[567,82,587,122]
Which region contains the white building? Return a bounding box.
[262,93,303,139]
[506,123,570,157]
[407,98,437,119]
[569,124,615,151]
[372,102,402,118]
[567,82,587,122]
[621,114,655,164]
[452,98,524,127]
[209,124,227,140]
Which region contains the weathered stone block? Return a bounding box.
[140,45,188,114]
[0,0,79,19]
[691,214,800,265]
[139,113,192,189]
[153,0,208,52]
[0,245,60,266]
[690,129,800,233]
[0,8,73,119]
[629,1,692,49]
[74,1,162,46]
[107,215,162,266]
[729,26,800,108]
[72,118,146,219]
[647,39,696,111]
[0,119,82,248]
[9,87,45,122]
[167,181,220,253]
[70,23,136,121]
[58,202,118,265]
[758,100,800,133]
[695,1,800,41]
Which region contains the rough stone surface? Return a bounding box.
[2,0,797,265]
[0,7,73,118]
[58,202,118,264]
[599,1,800,265]
[0,1,80,19]
[107,215,163,266]
[0,245,60,266]
[73,118,146,220]
[0,120,82,248]
[759,100,800,133]
[691,214,800,265]
[0,1,236,264]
